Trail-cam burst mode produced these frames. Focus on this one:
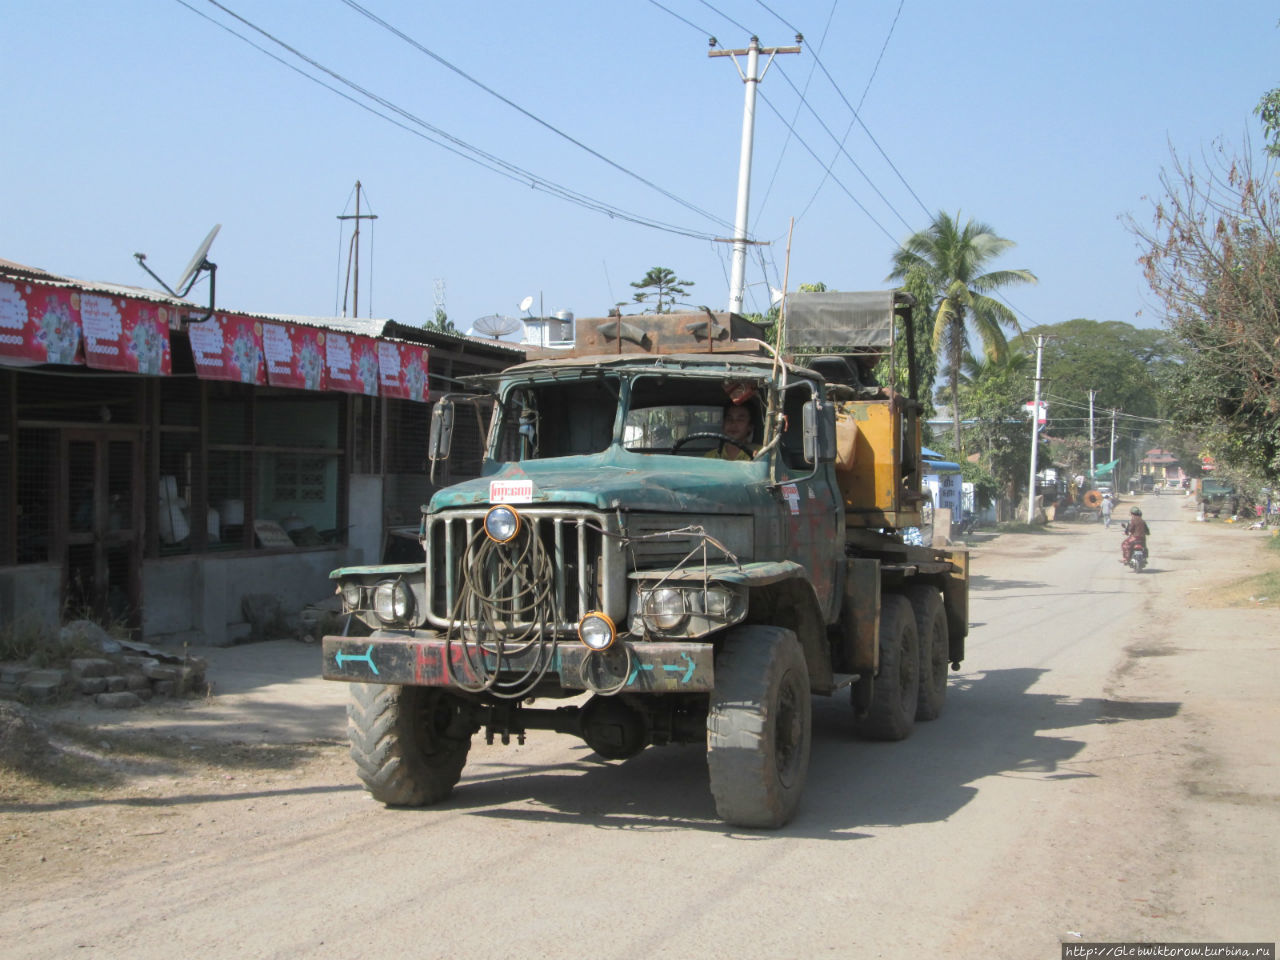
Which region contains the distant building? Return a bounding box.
[1140,448,1184,486]
[1,258,523,645]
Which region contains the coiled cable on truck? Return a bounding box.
[444,523,562,699]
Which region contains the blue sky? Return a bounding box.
[3,1,1277,340]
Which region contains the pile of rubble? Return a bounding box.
[0,620,207,710]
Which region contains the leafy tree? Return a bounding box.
[1256,87,1280,157]
[947,346,1047,517]
[1130,143,1280,482]
[423,307,457,335]
[630,267,694,314]
[888,212,1037,451]
[1018,318,1173,477]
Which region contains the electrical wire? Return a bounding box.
[338,0,736,232]
[772,63,914,231]
[752,0,837,233]
[755,0,931,220]
[757,90,899,245]
[174,0,725,242]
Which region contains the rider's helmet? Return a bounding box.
[1130,506,1142,516]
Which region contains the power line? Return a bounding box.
[338,0,735,232]
[757,90,899,246]
[791,0,906,225]
[176,0,724,242]
[752,0,837,233]
[772,63,915,231]
[646,0,717,39]
[694,0,754,38]
[754,0,931,219]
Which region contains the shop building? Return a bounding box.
[0,258,521,645]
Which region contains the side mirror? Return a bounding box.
[427,398,455,483]
[802,398,837,464]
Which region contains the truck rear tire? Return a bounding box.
[707,626,812,829]
[852,593,919,740]
[346,683,471,806]
[907,585,948,722]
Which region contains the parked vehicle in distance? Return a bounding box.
[1201,479,1235,518]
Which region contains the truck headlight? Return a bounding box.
[373,579,413,624]
[485,505,520,543]
[642,588,687,631]
[578,612,616,651]
[341,581,363,610]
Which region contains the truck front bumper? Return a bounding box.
[322,632,715,693]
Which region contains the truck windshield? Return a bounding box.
[494,376,620,461]
[491,371,775,462]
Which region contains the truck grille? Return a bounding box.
[424,507,623,633]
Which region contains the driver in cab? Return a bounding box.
[706,404,754,461]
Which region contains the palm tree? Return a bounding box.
[888,212,1037,450]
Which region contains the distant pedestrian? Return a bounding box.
[1101,494,1114,527]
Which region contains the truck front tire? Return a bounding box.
[707,626,812,829]
[852,593,919,740]
[347,683,472,806]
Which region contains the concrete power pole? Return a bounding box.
[1089,389,1097,478]
[710,36,801,315]
[1027,335,1046,524]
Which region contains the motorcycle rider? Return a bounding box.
[1121,506,1150,564]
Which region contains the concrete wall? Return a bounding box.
[141,547,361,647]
[0,564,62,636]
[347,474,383,565]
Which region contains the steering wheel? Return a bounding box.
[672,432,753,456]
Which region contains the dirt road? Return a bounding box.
[2,494,1276,959]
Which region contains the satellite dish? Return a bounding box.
[769,286,785,306]
[174,224,222,295]
[518,295,535,314]
[470,314,523,339]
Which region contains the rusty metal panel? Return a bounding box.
[841,557,881,673]
[571,312,766,357]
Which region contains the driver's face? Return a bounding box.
[723,405,752,443]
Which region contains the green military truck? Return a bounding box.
[322,291,969,827]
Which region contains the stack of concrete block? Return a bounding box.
[0,655,207,709]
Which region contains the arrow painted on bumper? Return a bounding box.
[335,644,379,676]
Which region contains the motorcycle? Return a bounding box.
[1121,521,1147,572]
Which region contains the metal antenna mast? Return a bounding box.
[338,181,378,317]
[710,35,801,315]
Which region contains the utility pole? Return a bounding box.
[1088,389,1097,478]
[337,181,378,317]
[1108,407,1118,488]
[710,35,801,315]
[1027,335,1046,525]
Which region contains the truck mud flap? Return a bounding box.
[322,635,715,693]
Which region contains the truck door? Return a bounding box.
[776,387,843,619]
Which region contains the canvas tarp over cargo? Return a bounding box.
[783,290,911,353]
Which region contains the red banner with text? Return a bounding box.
[187,314,267,384]
[378,341,431,401]
[0,279,85,367]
